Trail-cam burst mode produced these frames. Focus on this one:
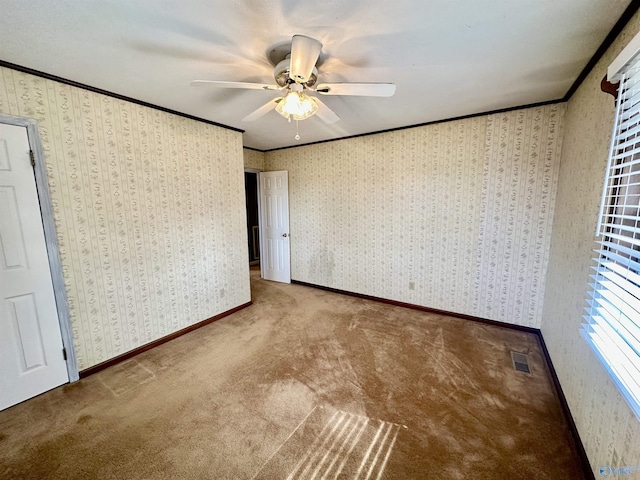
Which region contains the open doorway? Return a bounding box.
[244,171,260,267]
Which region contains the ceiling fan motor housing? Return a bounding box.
[274,58,317,88]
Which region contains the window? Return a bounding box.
[581,54,640,420]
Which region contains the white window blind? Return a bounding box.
[581,58,640,421]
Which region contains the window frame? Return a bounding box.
[581,45,640,421]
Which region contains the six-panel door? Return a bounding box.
[259,170,291,283]
[0,123,68,410]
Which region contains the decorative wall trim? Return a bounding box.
[291,280,539,334]
[292,278,594,479]
[0,60,243,134]
[0,112,79,382]
[563,0,640,101]
[263,99,563,153]
[79,301,252,378]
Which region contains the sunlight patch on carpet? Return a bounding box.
[252,405,405,480]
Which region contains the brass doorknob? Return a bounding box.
[282,233,288,237]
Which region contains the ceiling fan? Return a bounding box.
[191,34,396,128]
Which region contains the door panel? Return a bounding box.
[0,138,11,169]
[259,171,290,283]
[0,186,28,269]
[8,293,46,371]
[0,123,68,411]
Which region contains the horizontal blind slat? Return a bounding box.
[596,241,640,260]
[600,222,640,235]
[589,322,640,385]
[599,231,640,249]
[591,299,640,355]
[585,324,640,397]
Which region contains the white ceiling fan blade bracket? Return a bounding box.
[290,35,322,84]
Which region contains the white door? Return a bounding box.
[0,123,68,410]
[259,170,291,283]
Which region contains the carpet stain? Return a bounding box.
[76,414,92,425]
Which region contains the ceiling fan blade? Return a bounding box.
[290,35,322,84]
[315,83,396,97]
[313,97,340,124]
[191,80,279,90]
[242,98,281,122]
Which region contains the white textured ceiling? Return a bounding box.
[0,0,633,150]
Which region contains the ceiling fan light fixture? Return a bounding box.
[275,91,318,121]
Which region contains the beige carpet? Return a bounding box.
[0,269,585,479]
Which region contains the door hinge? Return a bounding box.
[29,150,35,167]
[62,347,67,361]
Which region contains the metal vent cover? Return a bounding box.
[511,351,531,374]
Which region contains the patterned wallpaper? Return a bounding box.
[0,67,251,370]
[541,11,640,476]
[243,148,264,170]
[265,104,564,328]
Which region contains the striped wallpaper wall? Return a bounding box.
[265,104,564,328]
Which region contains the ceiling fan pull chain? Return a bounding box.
[295,120,301,141]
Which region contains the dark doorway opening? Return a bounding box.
[244,172,260,266]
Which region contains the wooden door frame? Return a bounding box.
[0,113,78,382]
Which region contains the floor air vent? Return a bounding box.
[511,352,531,374]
